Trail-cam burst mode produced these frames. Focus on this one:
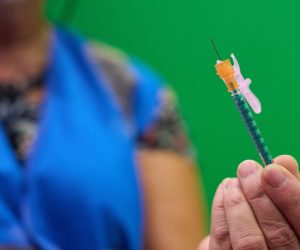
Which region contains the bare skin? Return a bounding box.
[0,1,206,249]
[199,155,300,250]
[0,0,49,84]
[139,151,206,250]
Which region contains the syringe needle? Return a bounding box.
[214,53,273,165]
[210,38,222,61]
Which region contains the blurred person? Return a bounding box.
[0,0,205,249]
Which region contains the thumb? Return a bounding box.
[273,155,299,178]
[262,164,300,237]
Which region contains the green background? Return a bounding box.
[46,0,300,225]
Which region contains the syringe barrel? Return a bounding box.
[231,90,273,165]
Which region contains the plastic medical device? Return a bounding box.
[212,40,272,165]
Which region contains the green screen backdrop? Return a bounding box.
[47,0,300,225]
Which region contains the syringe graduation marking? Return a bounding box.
[211,39,273,165]
[232,90,272,165]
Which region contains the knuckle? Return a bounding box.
[266,223,297,248]
[215,200,225,210]
[212,224,230,243]
[276,193,300,217]
[213,196,225,211]
[275,184,300,210]
[226,193,245,208]
[236,234,266,250]
[246,187,266,205]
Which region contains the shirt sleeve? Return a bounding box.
[86,41,195,159]
[137,86,195,158]
[130,58,194,159]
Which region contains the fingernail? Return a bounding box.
[263,165,287,188]
[224,178,240,190]
[238,160,259,178]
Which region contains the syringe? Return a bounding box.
[213,52,273,166]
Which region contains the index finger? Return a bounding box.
[209,180,231,250]
[223,178,267,250]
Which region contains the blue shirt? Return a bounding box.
[0,28,191,250]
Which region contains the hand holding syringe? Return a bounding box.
[211,40,272,165]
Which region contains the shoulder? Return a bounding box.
[86,41,136,90]
[86,41,137,116]
[86,40,162,87]
[85,40,164,118]
[85,40,194,158]
[86,41,132,78]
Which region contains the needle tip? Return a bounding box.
[210,38,222,61]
